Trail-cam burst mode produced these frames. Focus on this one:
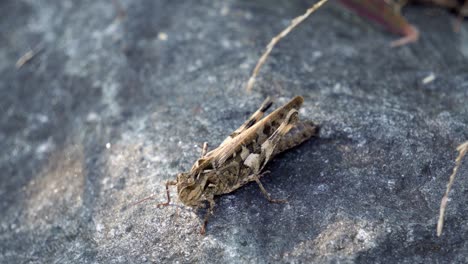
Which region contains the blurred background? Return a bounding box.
[1,0,467,263]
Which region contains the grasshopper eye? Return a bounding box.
[176,172,196,185]
[177,172,188,181]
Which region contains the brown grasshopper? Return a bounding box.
[157,96,319,234]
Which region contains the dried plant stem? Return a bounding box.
[15,50,35,69]
[437,141,468,237]
[245,0,329,92]
[15,44,44,69]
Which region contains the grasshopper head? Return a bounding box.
[176,172,205,207]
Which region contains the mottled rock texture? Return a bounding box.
[1,0,467,263]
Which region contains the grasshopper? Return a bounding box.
[157,96,319,234]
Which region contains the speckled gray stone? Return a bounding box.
[1,0,467,263]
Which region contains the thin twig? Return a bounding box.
[15,44,44,69]
[245,0,329,92]
[130,193,159,207]
[437,141,468,237]
[15,50,35,69]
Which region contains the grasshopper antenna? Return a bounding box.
[129,193,159,208]
[129,180,178,208]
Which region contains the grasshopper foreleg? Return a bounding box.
[156,180,178,208]
[200,196,216,235]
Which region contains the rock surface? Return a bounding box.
[1,0,468,263]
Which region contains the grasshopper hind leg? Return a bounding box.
[217,97,273,147]
[274,120,319,155]
[243,109,299,204]
[252,171,287,203]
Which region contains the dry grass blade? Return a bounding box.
[437,141,468,237]
[245,0,329,92]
